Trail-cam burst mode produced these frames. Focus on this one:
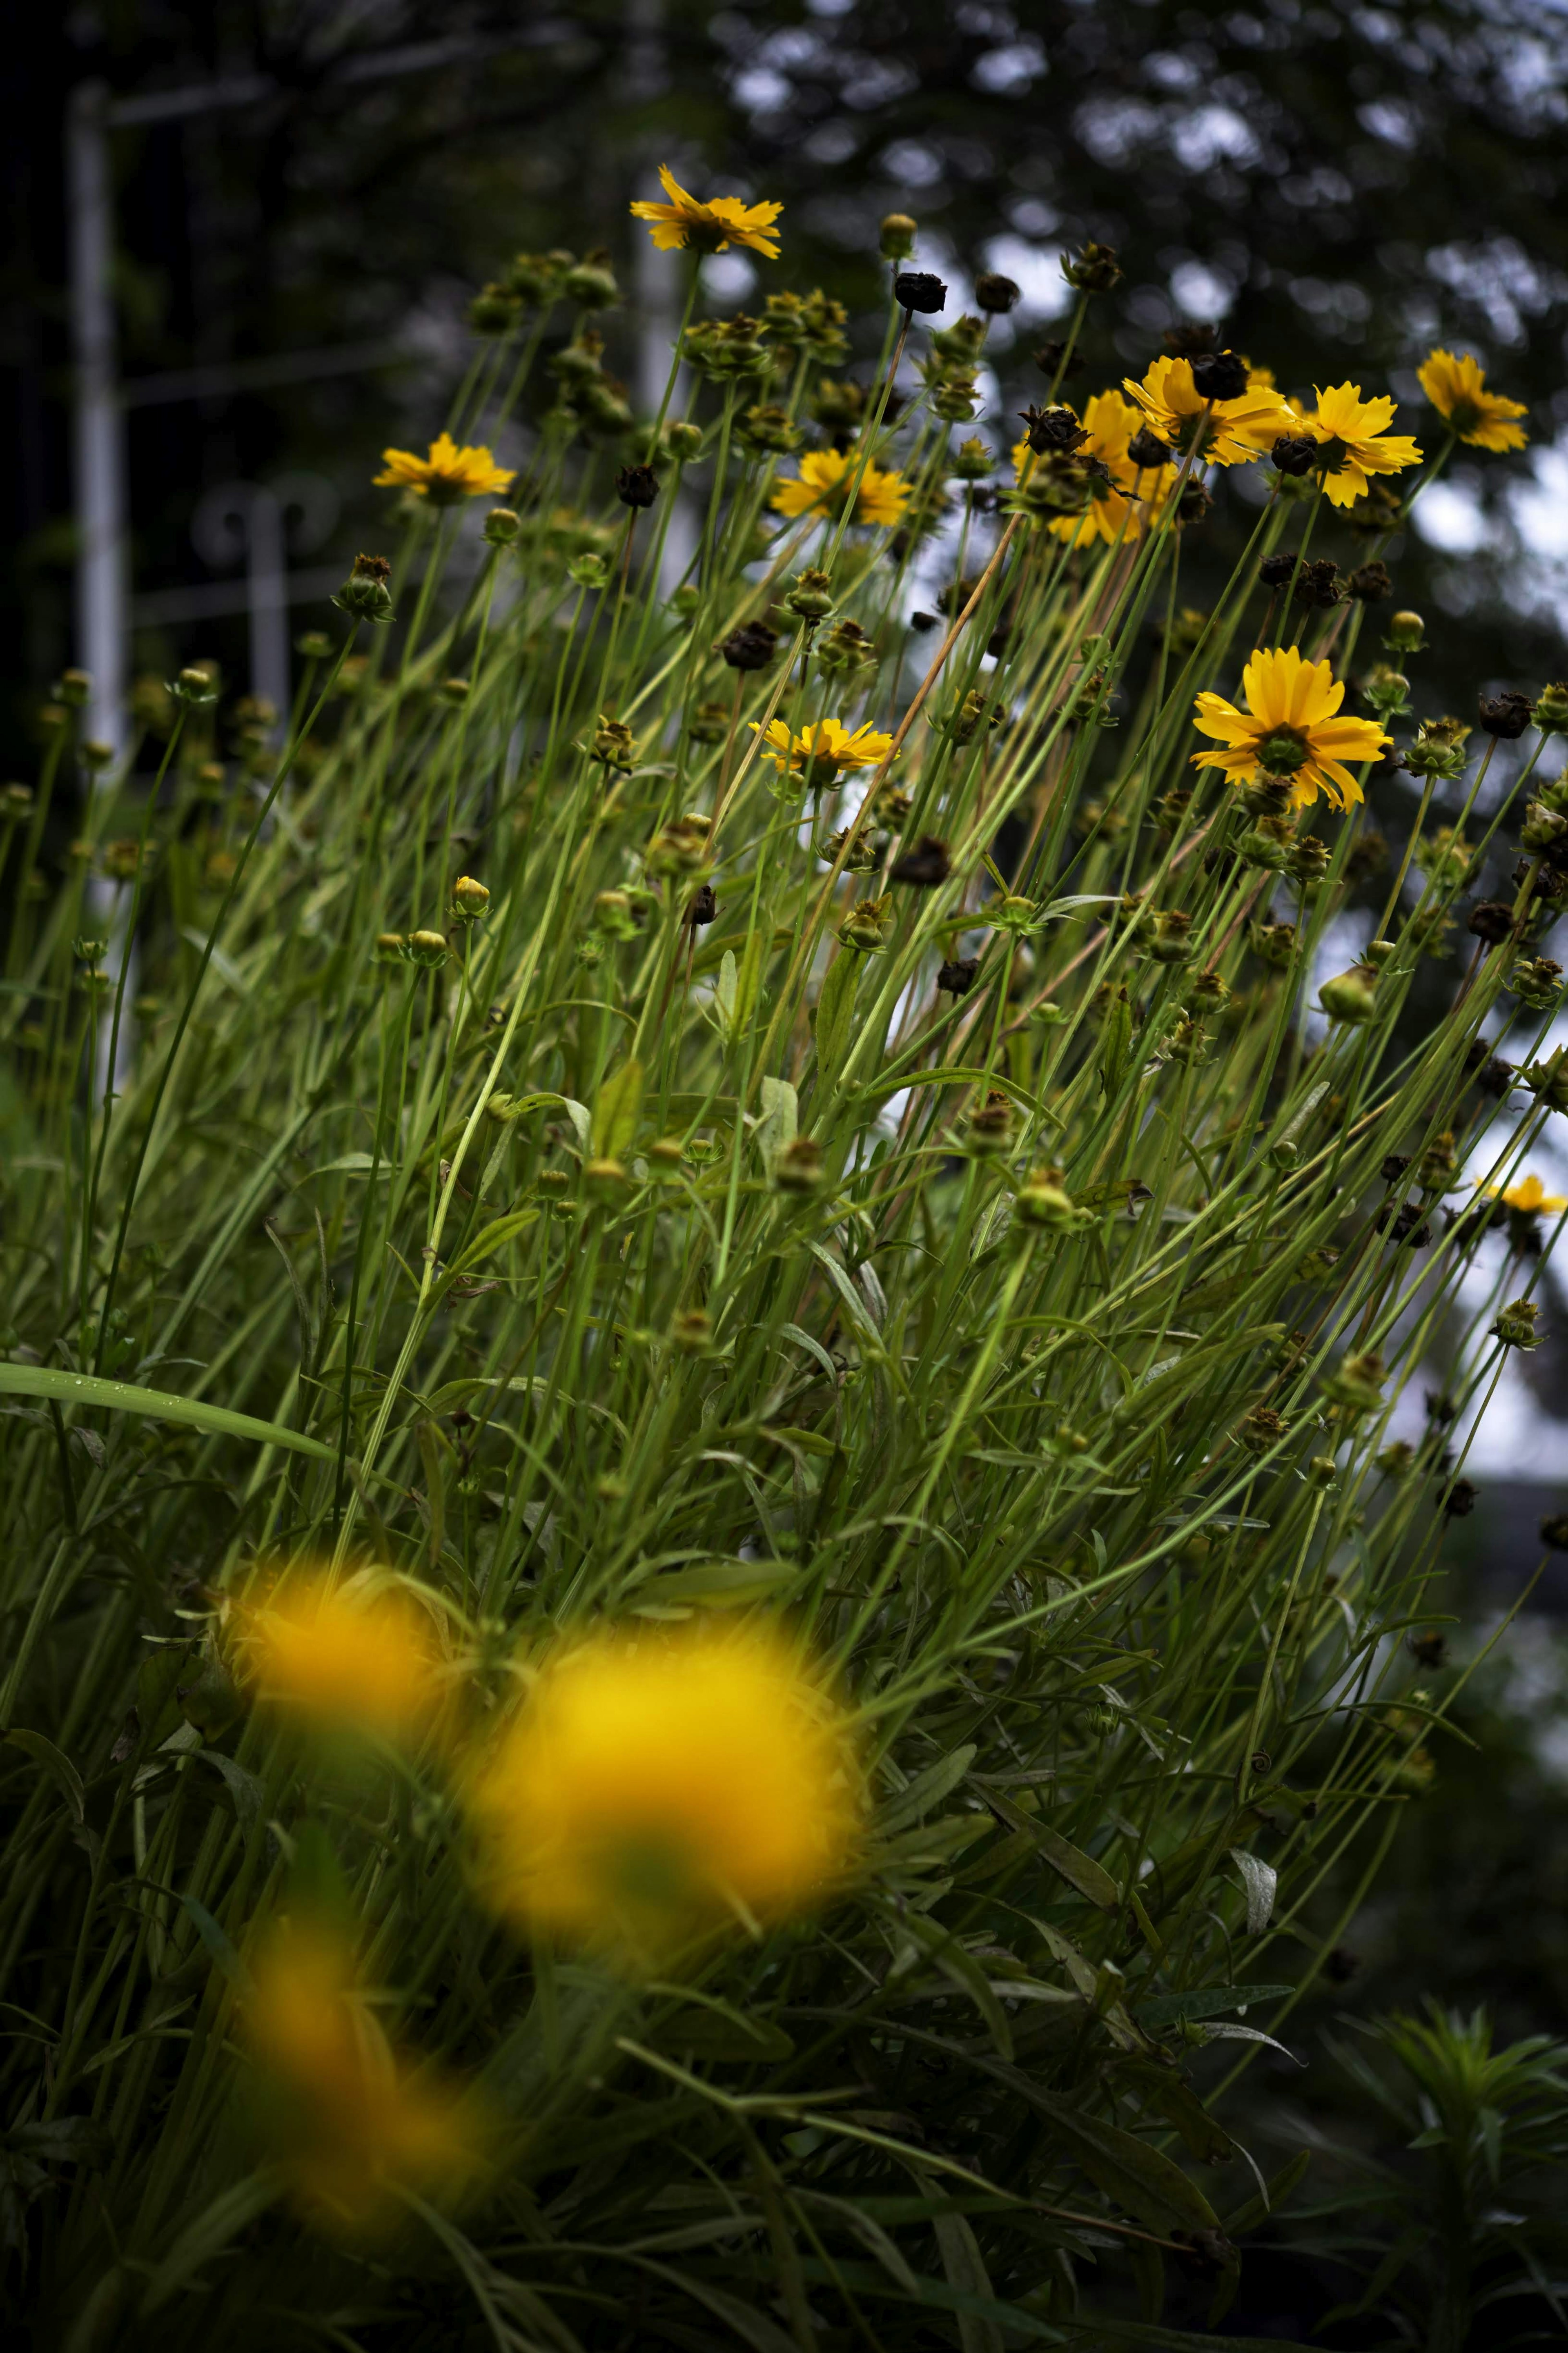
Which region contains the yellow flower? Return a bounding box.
[770,447,909,529]
[373,433,512,505]
[1417,348,1528,453]
[754,716,895,787]
[1013,390,1177,548]
[1123,354,1294,467]
[245,1920,483,2235]
[1485,1174,1568,1213]
[239,1573,446,1744]
[466,1624,863,1964]
[1192,646,1389,812]
[630,164,782,259]
[1297,383,1423,509]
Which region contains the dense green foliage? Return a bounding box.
[2,230,1564,2349]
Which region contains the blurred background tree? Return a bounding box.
[7,0,1568,768]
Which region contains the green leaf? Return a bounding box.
[445,1208,541,1278]
[630,1558,800,1610]
[2,2117,112,2166]
[982,2061,1222,2235]
[755,1074,797,1172]
[879,1743,977,1834]
[138,2172,282,2315]
[197,1748,267,1834]
[0,1364,334,1460]
[984,1788,1119,1910]
[4,1728,85,1822]
[813,950,861,1088]
[1133,1984,1295,2030]
[593,1057,644,1160]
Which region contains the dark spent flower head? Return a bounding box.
[1479,689,1533,738]
[937,956,978,995]
[1020,402,1087,455]
[1348,561,1392,602]
[1272,433,1319,477]
[893,271,947,314]
[1177,481,1214,525]
[1163,321,1218,358]
[1062,240,1121,293]
[1034,339,1085,380]
[719,621,778,672]
[1258,550,1301,589]
[686,883,717,926]
[615,464,660,509]
[1467,899,1515,944]
[974,272,1021,314]
[889,836,951,888]
[1189,349,1249,401]
[1126,425,1172,469]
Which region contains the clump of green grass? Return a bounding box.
[0,209,1562,2350]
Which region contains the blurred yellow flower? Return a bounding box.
[1485,1173,1567,1213]
[771,447,909,529]
[754,715,894,785]
[1417,348,1528,453]
[1296,383,1422,509]
[1123,354,1294,466]
[466,1624,863,1963]
[1013,390,1177,548]
[245,1919,482,2235]
[241,1574,445,1744]
[630,165,782,259]
[1192,645,1389,812]
[374,433,512,504]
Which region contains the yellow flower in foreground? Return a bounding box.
[240,1574,445,1743]
[374,433,512,505]
[1013,390,1178,548]
[1417,348,1528,453]
[1298,383,1422,509]
[245,1920,482,2235]
[630,164,782,259]
[1192,646,1389,812]
[754,716,895,789]
[1123,354,1294,467]
[467,1624,863,1963]
[771,447,909,529]
[1486,1174,1568,1214]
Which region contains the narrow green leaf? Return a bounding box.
[593,1057,644,1159]
[813,949,860,1088]
[0,1364,334,1460]
[4,1729,85,1822]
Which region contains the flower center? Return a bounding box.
[1311,436,1350,474]
[1446,396,1482,435]
[1256,725,1310,777]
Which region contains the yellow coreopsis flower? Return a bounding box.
[754,715,895,788]
[1013,390,1178,548]
[630,164,782,259]
[374,433,512,505]
[1192,645,1389,812]
[771,447,909,529]
[239,1573,446,1744]
[1297,383,1422,509]
[1417,349,1528,452]
[245,1920,483,2235]
[465,1624,864,1964]
[1123,354,1294,467]
[1485,1174,1568,1213]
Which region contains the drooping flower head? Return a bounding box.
[1417,349,1528,453]
[630,165,782,259]
[1013,390,1178,548]
[1123,355,1294,467]
[754,716,895,791]
[1296,384,1422,509]
[373,433,513,505]
[1192,646,1389,811]
[771,446,909,530]
[237,1572,447,1745]
[244,1918,483,2235]
[465,1623,864,1965]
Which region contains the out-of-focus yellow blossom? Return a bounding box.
[1192,646,1389,812]
[1123,354,1294,466]
[1417,349,1528,452]
[239,1574,446,1744]
[630,165,782,259]
[465,1623,863,1965]
[770,447,909,529]
[1012,389,1177,548]
[1484,1174,1567,1213]
[245,1920,483,2235]
[753,715,895,786]
[1296,383,1422,509]
[374,434,512,504]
